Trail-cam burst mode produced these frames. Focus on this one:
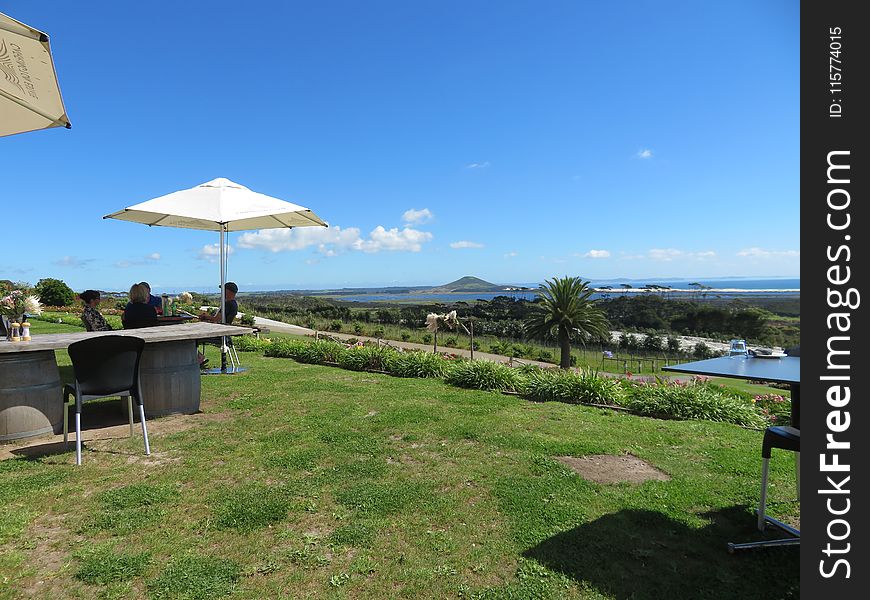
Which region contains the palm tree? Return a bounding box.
[525,276,610,369]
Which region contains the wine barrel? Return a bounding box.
[138,340,201,416]
[0,350,63,442]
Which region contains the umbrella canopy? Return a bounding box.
[104,177,328,372]
[0,11,71,137]
[104,178,327,231]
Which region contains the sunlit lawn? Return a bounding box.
[1,324,799,599]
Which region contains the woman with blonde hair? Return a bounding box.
[122,283,158,329]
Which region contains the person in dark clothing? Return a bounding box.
[80,289,112,331]
[197,282,240,368]
[122,283,158,329]
[199,282,239,324]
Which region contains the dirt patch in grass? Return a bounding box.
[556,454,670,484]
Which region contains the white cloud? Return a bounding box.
[647,248,684,261]
[737,248,800,258]
[198,243,235,263]
[583,249,611,259]
[148,252,161,261]
[402,208,433,225]
[53,256,95,268]
[637,149,653,159]
[450,241,484,249]
[237,224,433,255]
[465,161,490,169]
[359,226,432,253]
[504,251,518,258]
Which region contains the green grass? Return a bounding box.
[0,321,798,599]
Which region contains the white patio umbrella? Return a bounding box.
[0,11,71,137]
[104,177,328,372]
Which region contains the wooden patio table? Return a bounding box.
[0,322,252,442]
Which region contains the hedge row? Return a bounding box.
[248,337,771,428]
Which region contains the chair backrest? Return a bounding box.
[68,335,145,397]
[0,315,8,336]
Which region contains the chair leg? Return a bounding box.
[795,452,800,501]
[127,395,134,437]
[758,457,770,531]
[230,344,241,367]
[75,410,82,466]
[63,400,69,446]
[138,404,151,455]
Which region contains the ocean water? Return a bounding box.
[336,278,800,303]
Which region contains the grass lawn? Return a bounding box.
[1,327,799,599]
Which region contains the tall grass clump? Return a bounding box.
[265,338,345,364]
[622,380,766,427]
[232,335,272,352]
[445,359,521,392]
[338,344,395,372]
[387,350,450,378]
[521,367,625,405]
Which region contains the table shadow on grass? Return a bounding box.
[523,507,798,600]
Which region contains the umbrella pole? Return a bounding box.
[220,226,227,373]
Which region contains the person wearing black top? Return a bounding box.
[199,282,239,324]
[197,282,240,368]
[122,283,158,329]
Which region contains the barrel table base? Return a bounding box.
[139,340,201,416]
[0,350,63,442]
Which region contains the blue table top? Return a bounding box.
[663,356,800,385]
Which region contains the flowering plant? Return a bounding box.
[0,290,42,322]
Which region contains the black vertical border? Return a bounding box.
[802,1,868,597]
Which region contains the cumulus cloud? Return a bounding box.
[637,149,653,159]
[148,252,161,260]
[504,251,518,258]
[737,248,800,258]
[402,208,434,225]
[465,161,490,169]
[53,256,95,268]
[583,249,611,259]
[198,243,235,263]
[237,225,433,255]
[450,241,484,249]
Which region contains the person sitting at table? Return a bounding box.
[197,282,240,368]
[79,289,112,332]
[122,283,159,329]
[125,281,163,315]
[199,282,239,324]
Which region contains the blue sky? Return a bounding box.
[2,0,799,292]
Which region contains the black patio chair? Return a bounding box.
[63,335,151,465]
[757,425,800,532]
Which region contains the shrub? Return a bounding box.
[622,380,766,427]
[693,342,715,359]
[338,344,393,372]
[373,326,386,338]
[353,322,364,335]
[35,278,75,307]
[329,320,343,332]
[666,336,682,355]
[239,312,255,327]
[642,334,664,353]
[401,332,411,342]
[422,333,432,344]
[265,339,345,364]
[232,335,271,352]
[387,350,449,378]
[521,368,625,405]
[444,336,458,347]
[488,341,503,354]
[445,360,521,392]
[536,349,554,363]
[752,393,792,424]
